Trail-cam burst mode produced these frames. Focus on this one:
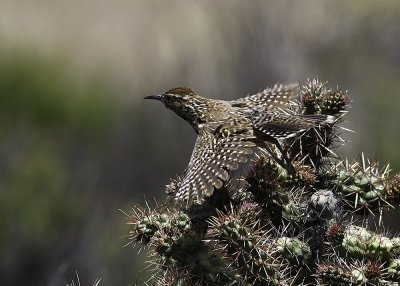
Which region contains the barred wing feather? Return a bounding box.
[232,83,299,110]
[175,125,256,203]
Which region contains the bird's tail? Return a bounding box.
[253,112,335,140]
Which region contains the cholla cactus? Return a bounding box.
[127,78,400,285]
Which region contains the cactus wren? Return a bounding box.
[145,84,334,204]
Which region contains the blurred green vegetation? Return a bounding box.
[0,49,124,285]
[0,50,115,140]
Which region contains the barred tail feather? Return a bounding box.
[253,112,335,140]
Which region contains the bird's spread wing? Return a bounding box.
[231,83,299,110]
[175,123,256,204]
[252,112,332,139]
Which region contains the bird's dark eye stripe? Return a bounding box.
[166,94,183,99]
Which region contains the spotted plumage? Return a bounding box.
[145,84,333,204]
[231,83,299,110]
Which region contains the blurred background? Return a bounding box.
[0,1,400,285]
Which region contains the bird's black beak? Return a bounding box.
[144,94,163,101]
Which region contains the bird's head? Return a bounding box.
[145,87,206,129]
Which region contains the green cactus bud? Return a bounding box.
[281,201,305,224]
[331,155,394,214]
[208,208,284,285]
[341,225,372,258]
[274,237,311,265]
[367,236,393,258]
[339,225,398,260]
[387,259,400,280]
[316,263,353,285]
[351,269,368,284]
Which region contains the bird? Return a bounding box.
[145,84,334,204]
